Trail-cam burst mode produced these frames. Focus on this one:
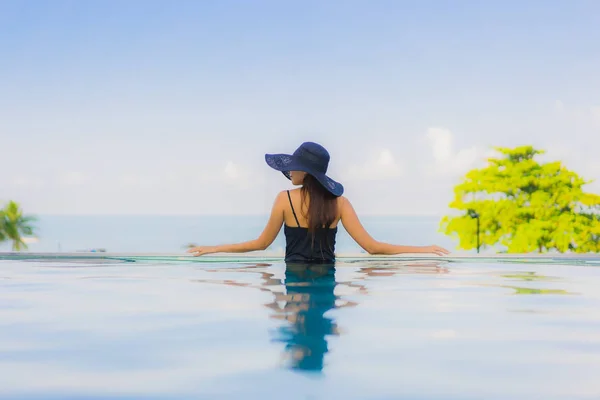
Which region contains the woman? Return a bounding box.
[187,142,450,262]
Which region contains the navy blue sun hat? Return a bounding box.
[265,142,344,197]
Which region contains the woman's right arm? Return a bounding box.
[339,197,450,256]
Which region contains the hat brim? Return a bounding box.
[265,153,344,197]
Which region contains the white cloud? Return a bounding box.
[428,128,453,162]
[12,177,29,187]
[591,106,600,125]
[223,161,241,180]
[58,171,88,186]
[114,162,255,193]
[587,161,600,177]
[554,100,565,113]
[430,329,458,339]
[221,161,259,191]
[10,176,44,188]
[553,100,600,128]
[426,127,483,177]
[343,149,403,181]
[118,173,159,188]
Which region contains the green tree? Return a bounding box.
[441,146,600,253]
[0,210,6,243]
[0,201,37,251]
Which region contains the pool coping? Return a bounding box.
[1,251,599,264]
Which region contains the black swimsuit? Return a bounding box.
[284,190,337,264]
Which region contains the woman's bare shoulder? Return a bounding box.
[273,190,290,204]
[336,196,351,218]
[337,195,349,207]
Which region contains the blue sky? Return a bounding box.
[1,0,599,215]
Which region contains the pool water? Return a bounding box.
[1,257,600,399]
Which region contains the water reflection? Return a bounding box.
[350,260,449,279]
[265,264,356,372]
[501,271,556,281]
[480,270,574,295]
[197,261,448,373]
[198,263,348,372]
[500,286,572,295]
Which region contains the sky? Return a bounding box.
[1,0,599,216]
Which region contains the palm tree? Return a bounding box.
[1,201,37,251]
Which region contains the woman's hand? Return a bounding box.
[421,245,450,256]
[186,246,218,257]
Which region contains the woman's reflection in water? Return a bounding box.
[199,260,447,373]
[264,263,355,372]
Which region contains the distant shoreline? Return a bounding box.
[27,214,446,218]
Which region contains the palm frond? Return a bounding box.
[1,201,37,251]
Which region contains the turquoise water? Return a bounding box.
[0,215,457,253]
[1,257,600,399]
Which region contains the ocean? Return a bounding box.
[1,215,461,254]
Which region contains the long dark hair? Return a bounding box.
[300,174,338,234]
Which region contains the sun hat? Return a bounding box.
[265,142,344,197]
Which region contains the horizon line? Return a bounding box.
[28,213,446,217]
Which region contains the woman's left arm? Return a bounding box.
[187,192,286,256]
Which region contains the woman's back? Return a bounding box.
[284,189,340,263]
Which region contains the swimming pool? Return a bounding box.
[1,254,599,399]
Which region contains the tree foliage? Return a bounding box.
[0,201,37,251]
[441,146,600,253]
